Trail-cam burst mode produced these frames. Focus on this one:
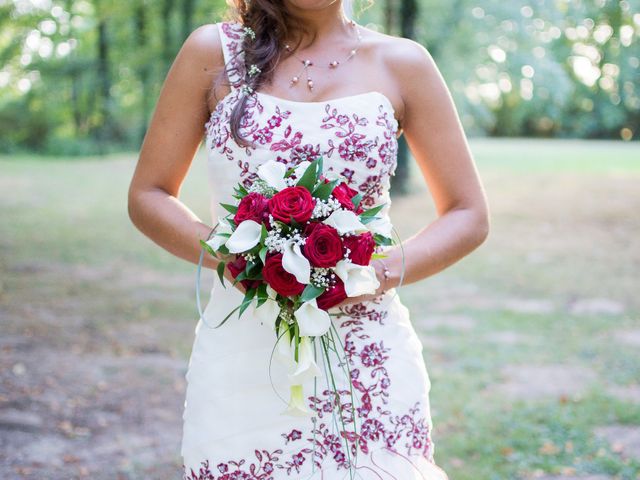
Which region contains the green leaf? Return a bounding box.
[373,233,394,246]
[216,261,227,287]
[296,157,320,191]
[284,166,297,178]
[313,178,340,200]
[351,193,363,209]
[256,285,269,307]
[258,246,268,264]
[238,288,257,318]
[220,203,239,214]
[289,217,302,230]
[300,283,325,302]
[316,155,324,176]
[260,222,268,242]
[360,203,385,218]
[246,260,262,277]
[360,215,379,225]
[199,239,216,256]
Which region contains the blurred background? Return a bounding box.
[0,0,639,479]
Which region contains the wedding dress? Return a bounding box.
[181,20,449,480]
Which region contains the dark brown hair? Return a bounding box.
[217,1,372,148]
[216,1,301,148]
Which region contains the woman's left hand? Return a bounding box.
[331,257,390,309]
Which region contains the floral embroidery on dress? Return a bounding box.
[185,20,436,480]
[183,300,435,480]
[204,20,399,206]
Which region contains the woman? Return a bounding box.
[128,1,489,478]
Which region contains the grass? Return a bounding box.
[1,138,639,479]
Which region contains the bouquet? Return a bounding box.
[198,156,396,419]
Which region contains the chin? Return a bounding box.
[285,0,340,10]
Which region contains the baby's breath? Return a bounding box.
[311,267,335,289]
[280,308,294,325]
[311,197,342,220]
[242,26,256,40]
[240,84,254,96]
[264,219,306,254]
[248,64,261,77]
[247,179,275,195]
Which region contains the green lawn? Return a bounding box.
[1,138,639,479]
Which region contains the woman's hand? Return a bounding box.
[330,256,396,309]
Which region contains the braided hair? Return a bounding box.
[219,1,373,148]
[219,1,299,148]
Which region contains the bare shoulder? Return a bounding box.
[182,23,224,65]
[358,27,441,122]
[173,23,228,109]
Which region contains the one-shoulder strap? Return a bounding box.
[217,20,246,90]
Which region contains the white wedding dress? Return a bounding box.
[181,20,449,480]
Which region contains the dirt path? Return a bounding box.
[1,260,198,479]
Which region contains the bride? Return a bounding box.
[128,0,489,478]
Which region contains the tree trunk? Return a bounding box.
[390,0,418,195]
[181,0,195,42]
[384,0,395,35]
[96,16,112,149]
[161,0,174,73]
[135,2,151,144]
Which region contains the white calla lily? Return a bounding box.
[294,299,332,337]
[283,384,313,417]
[334,259,380,297]
[322,209,368,235]
[205,216,234,251]
[252,296,280,331]
[287,336,322,384]
[366,215,394,238]
[225,219,262,253]
[257,160,288,191]
[282,240,311,284]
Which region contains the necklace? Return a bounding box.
[283,19,362,92]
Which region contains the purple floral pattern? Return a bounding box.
[184,21,441,480]
[205,21,399,205]
[183,300,436,480]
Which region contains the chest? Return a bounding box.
[205,89,399,208]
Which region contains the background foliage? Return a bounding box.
[0,0,638,155]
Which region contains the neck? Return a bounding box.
[283,1,352,46]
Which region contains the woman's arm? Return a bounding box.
[376,38,490,290]
[128,24,224,272]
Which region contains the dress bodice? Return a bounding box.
[204,20,400,223]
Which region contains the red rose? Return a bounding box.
[262,253,305,297]
[316,278,347,310]
[303,221,321,236]
[234,192,269,225]
[303,224,343,268]
[268,186,315,224]
[227,255,261,290]
[332,182,364,214]
[343,232,376,266]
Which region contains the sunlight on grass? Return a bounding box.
[1,138,638,479]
